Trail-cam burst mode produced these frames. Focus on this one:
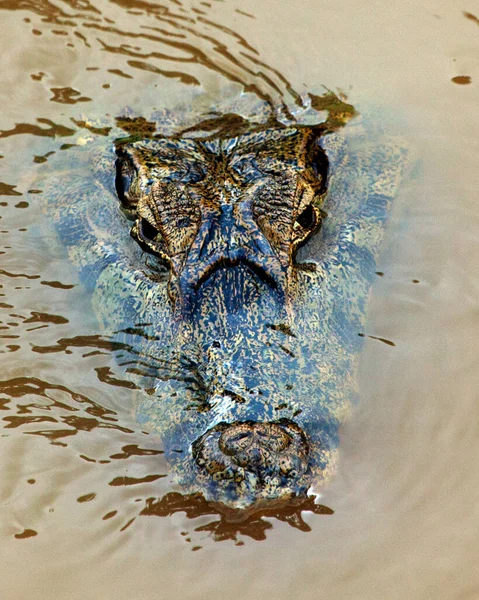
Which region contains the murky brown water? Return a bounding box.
[1,0,478,598]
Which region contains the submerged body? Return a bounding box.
[41,106,409,508]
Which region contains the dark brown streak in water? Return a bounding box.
[108,0,303,103]
[358,333,396,347]
[23,311,69,325]
[0,268,41,280]
[110,0,198,24]
[77,492,97,502]
[120,518,136,532]
[50,87,92,104]
[140,492,333,542]
[309,91,358,132]
[196,15,259,55]
[116,115,157,137]
[95,366,140,389]
[126,59,201,85]
[107,67,134,78]
[0,377,116,421]
[71,118,111,135]
[40,280,76,289]
[4,414,58,428]
[62,0,101,16]
[0,0,101,25]
[178,112,250,137]
[92,31,199,64]
[157,20,281,103]
[30,333,131,354]
[463,11,479,26]
[451,75,472,85]
[14,529,38,539]
[0,119,76,139]
[140,24,188,40]
[0,0,72,24]
[88,23,276,104]
[109,444,163,459]
[28,334,145,390]
[0,377,129,443]
[239,51,304,107]
[74,29,91,46]
[0,183,22,196]
[109,474,166,486]
[0,0,308,120]
[34,151,55,164]
[235,9,255,20]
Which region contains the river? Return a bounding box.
[0,0,478,598]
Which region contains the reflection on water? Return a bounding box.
[0,0,347,539]
[0,376,134,443]
[0,0,478,598]
[451,75,472,85]
[140,492,333,543]
[0,374,332,543]
[463,11,479,26]
[1,0,314,132]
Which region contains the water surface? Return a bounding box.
[0,0,478,598]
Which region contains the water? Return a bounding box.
[0,0,478,598]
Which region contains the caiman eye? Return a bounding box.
[295,204,317,230]
[311,144,329,195]
[131,217,165,259]
[131,218,171,273]
[139,218,160,242]
[115,157,133,205]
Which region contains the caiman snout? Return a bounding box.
[175,198,289,314]
[219,422,292,464]
[192,420,310,503]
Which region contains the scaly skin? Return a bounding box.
[39,104,409,508]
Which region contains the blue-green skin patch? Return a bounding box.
[40,114,409,508]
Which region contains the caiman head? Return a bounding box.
[115,127,328,315]
[114,126,330,507]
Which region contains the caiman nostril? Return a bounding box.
[193,419,310,497]
[219,425,254,456]
[254,423,291,452]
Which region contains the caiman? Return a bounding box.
[40,96,409,509]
